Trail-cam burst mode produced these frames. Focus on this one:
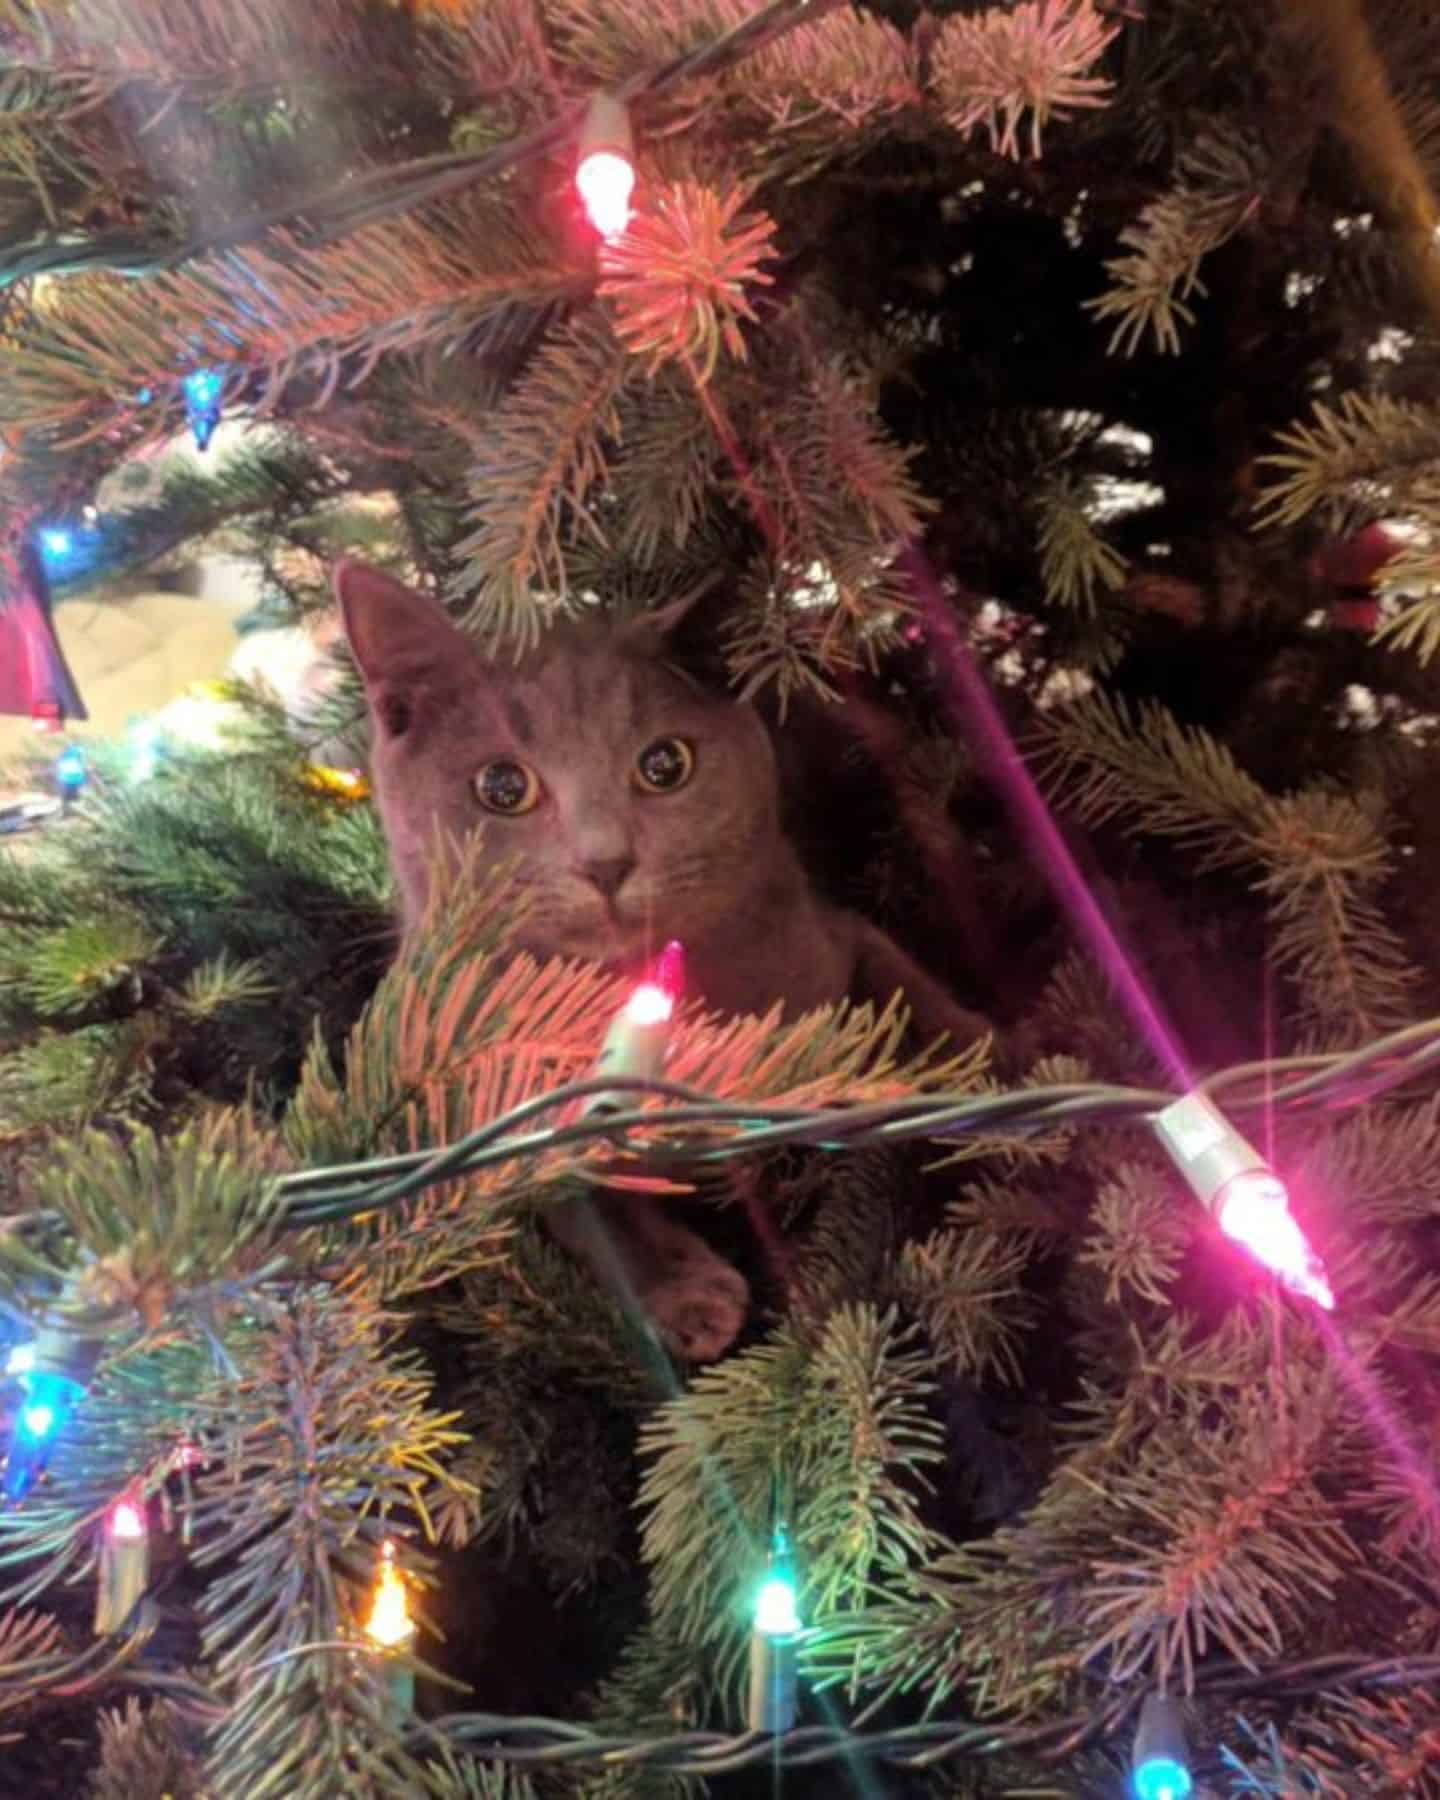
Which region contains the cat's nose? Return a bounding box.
[579,854,636,900]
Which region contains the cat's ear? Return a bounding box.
[333,559,467,738]
[616,572,724,659]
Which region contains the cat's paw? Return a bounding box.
[644,1257,750,1362]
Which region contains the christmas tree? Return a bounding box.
[6,0,1440,1792]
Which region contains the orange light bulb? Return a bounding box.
[364,1541,414,1649]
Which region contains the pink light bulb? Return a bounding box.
[577,150,634,239]
[625,983,673,1027]
[1215,1172,1335,1310]
[625,940,684,1025]
[109,1499,146,1540]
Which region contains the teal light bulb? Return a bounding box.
[754,1572,801,1637]
[1135,1756,1193,1800]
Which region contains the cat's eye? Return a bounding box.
[634,737,695,794]
[474,758,542,815]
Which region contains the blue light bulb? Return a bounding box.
[41,529,71,557]
[55,745,86,794]
[182,368,224,451]
[1135,1756,1193,1800]
[5,1370,86,1501]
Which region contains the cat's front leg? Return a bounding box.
[547,1189,749,1362]
[848,916,992,1057]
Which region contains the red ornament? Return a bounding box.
[1310,522,1400,633]
[0,534,88,724]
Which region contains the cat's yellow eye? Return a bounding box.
[474,758,542,815]
[634,736,695,794]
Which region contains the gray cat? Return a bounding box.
[335,559,988,1358]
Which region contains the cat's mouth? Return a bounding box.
[552,893,667,963]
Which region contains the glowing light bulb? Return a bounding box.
[21,1403,53,1438]
[623,942,684,1026]
[55,745,87,795]
[577,150,634,239]
[129,721,162,784]
[5,1370,86,1500]
[753,1524,802,1637]
[1215,1172,1334,1310]
[653,939,685,1003]
[754,1573,801,1637]
[625,982,672,1026]
[1153,1092,1335,1308]
[6,1345,35,1376]
[1134,1758,1193,1800]
[183,368,224,451]
[748,1523,802,1732]
[364,1541,414,1649]
[41,530,71,557]
[1132,1691,1191,1800]
[108,1499,146,1541]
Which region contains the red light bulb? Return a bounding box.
[577,149,634,239]
[1214,1172,1334,1310]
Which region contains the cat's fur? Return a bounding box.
[335,559,989,1358]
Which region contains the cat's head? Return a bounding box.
[334,561,784,964]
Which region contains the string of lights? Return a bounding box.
[273,1012,1440,1230]
[392,1651,1440,1777]
[1,0,844,287]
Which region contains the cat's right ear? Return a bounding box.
[333,559,465,739]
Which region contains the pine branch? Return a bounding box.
[451,312,632,645]
[784,1147,900,1322]
[421,1754,541,1800]
[1034,690,1271,862]
[930,0,1121,161]
[1087,134,1262,355]
[90,1697,206,1800]
[42,438,357,599]
[1254,391,1440,529]
[741,6,916,135]
[716,342,932,695]
[1076,1161,1191,1308]
[16,914,162,1019]
[23,1113,289,1327]
[638,1305,946,1696]
[895,1225,1030,1384]
[1248,787,1420,1044]
[572,1619,705,1799]
[0,1021,155,1133]
[176,954,278,1022]
[1037,694,1421,1040]
[1289,1097,1440,1230]
[191,1286,466,1800]
[1034,475,1129,614]
[2,197,575,444]
[554,0,916,147]
[610,370,719,568]
[820,1338,1369,1715]
[1275,1687,1440,1795]
[5,0,425,95]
